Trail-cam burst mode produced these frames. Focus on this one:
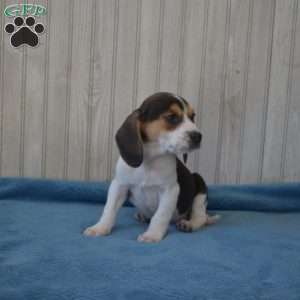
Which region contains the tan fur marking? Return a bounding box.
[186,104,195,120]
[141,104,184,142]
[141,119,167,141]
[169,104,184,117]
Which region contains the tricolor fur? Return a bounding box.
[84,92,218,243]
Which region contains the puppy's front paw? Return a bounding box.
[137,231,163,243]
[83,224,111,237]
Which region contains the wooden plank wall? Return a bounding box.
[0,0,299,184]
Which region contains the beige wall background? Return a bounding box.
[0,0,299,184]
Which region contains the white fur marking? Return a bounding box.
[83,179,128,236]
[177,194,219,232]
[138,184,179,242]
[158,116,199,155]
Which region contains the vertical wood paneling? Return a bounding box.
[262,0,296,182]
[110,0,139,177]
[283,0,300,181]
[63,0,74,179]
[155,0,164,91]
[179,0,206,171]
[23,0,47,177]
[84,1,96,181]
[177,0,187,96]
[136,0,160,104]
[197,0,229,184]
[132,0,142,110]
[159,0,182,92]
[66,0,93,180]
[0,1,299,183]
[0,0,23,176]
[44,0,71,178]
[19,36,27,176]
[239,0,275,183]
[18,0,31,177]
[280,1,298,180]
[217,0,251,184]
[236,0,253,183]
[41,0,50,177]
[89,0,115,181]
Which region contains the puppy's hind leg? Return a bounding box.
[176,194,219,232]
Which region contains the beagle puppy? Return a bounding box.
[84,92,218,243]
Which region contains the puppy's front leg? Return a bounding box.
[138,184,179,243]
[84,179,128,236]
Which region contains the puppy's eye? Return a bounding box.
[190,113,196,122]
[165,114,181,125]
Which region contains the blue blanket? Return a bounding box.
[1,177,300,300]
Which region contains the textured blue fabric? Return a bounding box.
[0,177,300,300]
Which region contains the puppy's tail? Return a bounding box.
[206,214,221,225]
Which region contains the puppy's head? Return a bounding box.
[116,92,202,167]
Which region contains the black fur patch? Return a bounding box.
[176,158,207,216]
[192,172,207,194]
[138,92,184,122]
[179,96,189,108]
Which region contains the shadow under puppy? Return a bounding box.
[84,92,219,243]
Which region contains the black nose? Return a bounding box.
[188,131,202,147]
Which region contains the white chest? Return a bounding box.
[115,154,178,219]
[116,154,177,186]
[129,185,161,218]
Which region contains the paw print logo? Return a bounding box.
[5,16,45,48]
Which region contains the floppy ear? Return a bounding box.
[115,110,143,168]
